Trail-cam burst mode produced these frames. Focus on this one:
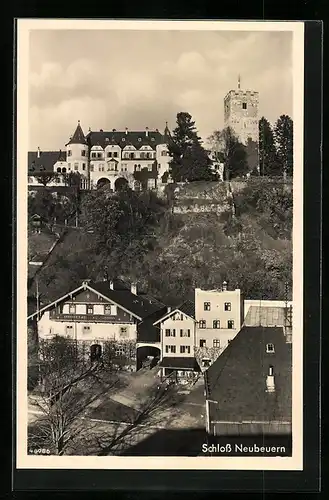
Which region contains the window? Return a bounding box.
[165,329,175,337]
[199,320,206,329]
[122,137,126,142]
[120,327,128,338]
[107,152,112,158]
[213,339,220,348]
[151,137,155,141]
[266,343,275,353]
[82,150,86,156]
[227,320,234,329]
[69,304,76,314]
[224,302,231,311]
[90,165,94,171]
[82,163,86,170]
[138,138,142,142]
[242,102,247,109]
[68,150,72,156]
[86,305,94,314]
[200,339,206,348]
[97,152,102,158]
[213,320,220,329]
[202,359,210,367]
[180,346,191,354]
[116,346,125,356]
[91,152,96,158]
[65,325,73,336]
[113,152,118,157]
[83,325,91,334]
[99,165,104,172]
[161,151,167,156]
[74,163,79,170]
[204,302,211,311]
[147,164,153,171]
[62,167,66,173]
[165,345,176,354]
[104,304,111,315]
[180,329,191,337]
[165,329,171,337]
[130,153,134,159]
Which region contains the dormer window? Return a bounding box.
[266,343,275,353]
[138,138,142,142]
[122,138,125,142]
[151,137,155,141]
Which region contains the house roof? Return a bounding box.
[28,151,66,174]
[205,326,292,423]
[153,300,195,326]
[66,122,87,145]
[159,357,201,371]
[86,129,167,150]
[137,307,168,343]
[28,279,165,321]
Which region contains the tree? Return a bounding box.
[274,115,293,178]
[28,336,120,455]
[208,127,248,180]
[80,187,167,278]
[258,117,280,176]
[34,172,58,187]
[168,112,215,182]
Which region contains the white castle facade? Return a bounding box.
[28,122,173,192]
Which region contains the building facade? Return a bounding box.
[194,283,243,369]
[224,77,259,145]
[28,123,173,192]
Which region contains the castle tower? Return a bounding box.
[224,77,259,145]
[65,121,89,187]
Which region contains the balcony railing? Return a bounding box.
[49,312,134,324]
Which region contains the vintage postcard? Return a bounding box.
[16,19,304,471]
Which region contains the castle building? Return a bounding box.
[224,76,259,145]
[28,122,173,192]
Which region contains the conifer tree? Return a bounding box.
[274,115,293,178]
[258,117,280,176]
[168,112,215,182]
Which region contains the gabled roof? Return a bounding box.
[137,306,168,343]
[28,151,65,174]
[205,326,292,423]
[153,300,195,325]
[28,280,165,321]
[86,130,165,150]
[67,121,87,145]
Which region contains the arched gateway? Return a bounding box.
[136,345,161,371]
[97,178,111,190]
[114,177,129,191]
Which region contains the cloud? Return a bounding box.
[27,30,293,149]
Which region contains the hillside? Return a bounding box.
[28,178,292,308]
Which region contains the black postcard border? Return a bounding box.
[11,19,322,493]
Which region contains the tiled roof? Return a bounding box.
[89,280,164,320]
[28,151,66,174]
[159,357,201,371]
[205,326,292,422]
[67,122,87,145]
[137,307,168,343]
[244,306,287,327]
[86,130,166,150]
[178,300,195,319]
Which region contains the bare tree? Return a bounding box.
[28,337,122,455]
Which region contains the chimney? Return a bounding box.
[131,282,137,295]
[266,365,275,393]
[125,127,128,135]
[37,147,41,158]
[109,280,114,290]
[82,279,91,287]
[222,281,228,291]
[145,127,149,137]
[167,306,171,313]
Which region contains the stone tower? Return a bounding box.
[65,121,89,187]
[224,76,259,145]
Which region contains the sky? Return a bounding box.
[28,29,293,150]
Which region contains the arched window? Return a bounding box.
[62,167,67,173]
[57,167,62,173]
